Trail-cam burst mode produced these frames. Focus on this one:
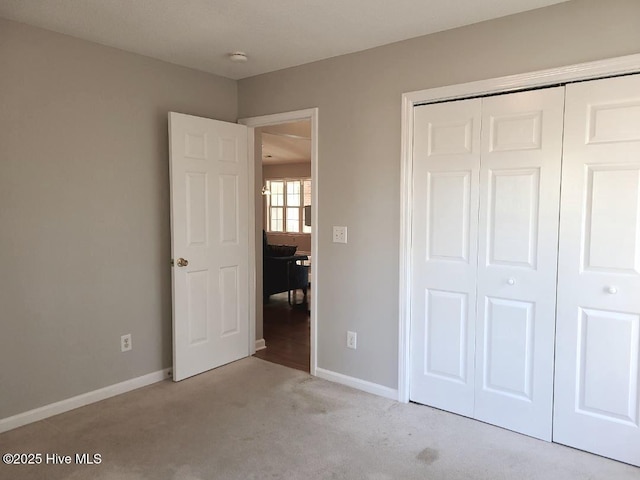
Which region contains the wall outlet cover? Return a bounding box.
[121,334,132,352]
[333,226,348,244]
[347,331,357,349]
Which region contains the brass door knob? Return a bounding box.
[177,258,189,267]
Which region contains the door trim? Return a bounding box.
[239,108,319,376]
[399,53,640,404]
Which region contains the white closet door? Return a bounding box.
[410,99,481,417]
[554,75,640,466]
[473,88,565,440]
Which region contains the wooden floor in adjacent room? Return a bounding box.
[253,291,310,372]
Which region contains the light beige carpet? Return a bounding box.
[1,357,638,479]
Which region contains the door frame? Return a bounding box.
[398,54,640,404]
[240,108,319,375]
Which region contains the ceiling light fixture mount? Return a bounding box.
[228,51,248,63]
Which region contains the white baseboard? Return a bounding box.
[315,368,398,401]
[0,368,171,434]
[255,338,266,351]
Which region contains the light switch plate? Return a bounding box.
[333,226,347,244]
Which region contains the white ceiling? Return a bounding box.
[261,121,311,166]
[0,0,568,80]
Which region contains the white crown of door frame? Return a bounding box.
[239,108,319,376]
[398,53,640,404]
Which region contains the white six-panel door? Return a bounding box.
[410,88,564,440]
[410,74,640,465]
[169,112,250,381]
[410,99,481,417]
[554,74,640,466]
[474,88,564,440]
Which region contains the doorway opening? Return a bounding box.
[240,108,319,375]
[256,120,312,372]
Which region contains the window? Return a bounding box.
[266,178,311,233]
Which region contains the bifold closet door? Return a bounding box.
[474,88,565,441]
[554,74,640,466]
[410,88,564,440]
[410,99,481,417]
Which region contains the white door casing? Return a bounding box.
[239,107,319,376]
[400,54,640,408]
[169,112,250,381]
[410,98,481,417]
[554,74,640,466]
[401,55,640,466]
[474,88,564,440]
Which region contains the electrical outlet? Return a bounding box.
[121,334,132,352]
[333,226,348,244]
[347,331,357,349]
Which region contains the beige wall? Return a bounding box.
[3,0,640,420]
[0,18,237,419]
[263,162,311,179]
[238,0,640,389]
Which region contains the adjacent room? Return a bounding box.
[1,0,639,478]
[255,120,313,372]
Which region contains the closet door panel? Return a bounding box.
[554,74,640,467]
[475,87,565,441]
[410,99,481,417]
[487,168,540,267]
[584,165,640,273]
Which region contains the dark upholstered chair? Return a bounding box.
[263,231,308,305]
